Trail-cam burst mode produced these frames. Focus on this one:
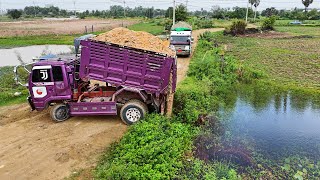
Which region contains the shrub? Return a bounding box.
[261,16,276,30]
[95,114,198,179]
[225,20,247,35]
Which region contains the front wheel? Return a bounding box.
[120,100,148,125]
[50,104,70,122]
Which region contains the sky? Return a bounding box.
[0,0,320,12]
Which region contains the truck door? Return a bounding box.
[52,66,72,96]
[31,66,55,100]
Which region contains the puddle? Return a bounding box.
[0,45,73,67]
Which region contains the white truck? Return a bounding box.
[170,22,193,57]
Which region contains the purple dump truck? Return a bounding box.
[16,37,177,125]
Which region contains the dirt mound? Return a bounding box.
[92,27,175,56]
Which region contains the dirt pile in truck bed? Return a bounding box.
[92,27,175,57]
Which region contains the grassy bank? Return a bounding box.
[0,34,76,48]
[0,66,29,106]
[213,26,320,91]
[93,32,259,179]
[128,22,165,35]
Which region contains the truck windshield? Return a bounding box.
[170,36,189,43]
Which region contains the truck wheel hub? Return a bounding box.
[126,108,141,122]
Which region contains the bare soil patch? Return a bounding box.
[0,19,137,37]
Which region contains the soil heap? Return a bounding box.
[92,27,175,57]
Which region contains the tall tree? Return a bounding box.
[7,9,22,19]
[253,0,260,21]
[175,4,188,21]
[165,7,173,18]
[302,0,313,12]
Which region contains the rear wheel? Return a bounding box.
[120,100,148,125]
[50,104,70,122]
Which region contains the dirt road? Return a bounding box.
[0,19,137,37]
[0,28,223,180]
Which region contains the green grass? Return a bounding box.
[0,34,77,48]
[276,26,320,36]
[0,90,28,106]
[274,19,320,26]
[213,26,320,91]
[128,22,164,35]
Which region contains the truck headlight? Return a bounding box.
[185,46,190,50]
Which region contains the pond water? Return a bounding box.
[195,85,320,177]
[225,90,320,161]
[0,45,73,67]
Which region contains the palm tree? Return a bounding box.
[253,0,260,21]
[249,0,260,22]
[302,0,313,13]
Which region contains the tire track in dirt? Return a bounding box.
[0,28,223,180]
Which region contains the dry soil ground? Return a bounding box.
[0,28,223,180]
[0,19,137,37]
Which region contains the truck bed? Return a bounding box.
[79,39,177,95]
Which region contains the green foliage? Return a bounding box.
[0,66,29,106]
[128,22,164,35]
[175,4,188,22]
[261,16,276,30]
[189,17,215,29]
[0,89,28,106]
[178,159,217,180]
[95,114,198,179]
[7,9,22,19]
[225,20,247,35]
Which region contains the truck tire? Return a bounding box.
[120,99,148,125]
[50,104,70,122]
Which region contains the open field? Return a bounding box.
[0,21,167,48]
[214,26,320,90]
[0,18,137,37]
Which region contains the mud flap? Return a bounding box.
[27,96,36,111]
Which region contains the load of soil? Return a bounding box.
[92,27,175,57]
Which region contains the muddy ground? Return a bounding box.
[0,28,223,180]
[0,19,137,37]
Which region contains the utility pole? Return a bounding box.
[173,0,176,25]
[73,0,76,16]
[0,0,2,17]
[33,1,37,17]
[245,0,249,23]
[185,0,188,12]
[123,0,126,18]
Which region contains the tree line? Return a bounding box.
[6,1,320,21]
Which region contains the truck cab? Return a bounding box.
[28,61,73,111]
[170,30,192,56]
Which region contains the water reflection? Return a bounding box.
[0,45,73,67]
[196,84,320,166]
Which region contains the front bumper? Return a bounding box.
[176,50,191,56]
[27,96,36,111]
